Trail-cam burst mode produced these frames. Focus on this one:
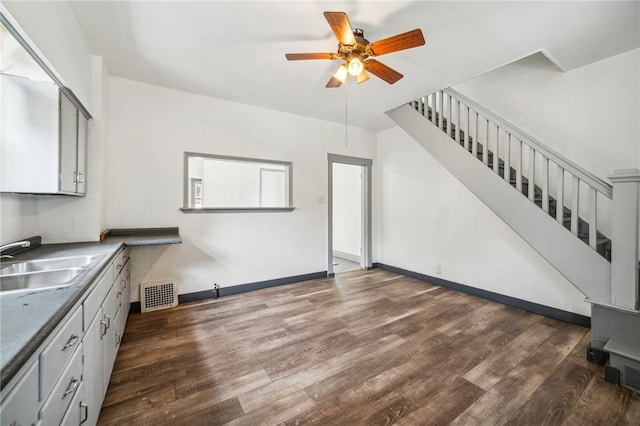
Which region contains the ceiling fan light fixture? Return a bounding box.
[347,57,364,76]
[285,11,426,88]
[333,64,348,83]
[356,69,369,84]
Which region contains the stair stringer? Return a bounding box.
[387,104,611,304]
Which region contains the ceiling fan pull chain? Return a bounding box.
[345,79,349,148]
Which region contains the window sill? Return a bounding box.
[180,207,296,213]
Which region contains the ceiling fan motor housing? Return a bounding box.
[338,31,373,60]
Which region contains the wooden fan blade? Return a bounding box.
[365,59,403,84]
[324,11,356,45]
[285,53,335,60]
[370,29,425,56]
[326,76,343,88]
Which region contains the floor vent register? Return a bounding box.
[140,280,179,313]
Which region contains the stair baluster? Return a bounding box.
[409,88,614,262]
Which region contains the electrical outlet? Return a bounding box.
[436,264,442,274]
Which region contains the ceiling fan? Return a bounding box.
[285,11,425,88]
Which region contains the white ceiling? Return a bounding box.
[67,1,639,131]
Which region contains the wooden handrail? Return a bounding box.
[442,88,612,198]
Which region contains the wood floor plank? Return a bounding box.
[176,397,244,426]
[451,340,578,425]
[462,322,557,390]
[562,372,637,426]
[226,390,315,426]
[395,377,485,425]
[98,269,640,425]
[504,359,594,425]
[97,383,177,426]
[174,368,272,401]
[102,359,186,407]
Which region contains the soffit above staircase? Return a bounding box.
[6,1,637,131]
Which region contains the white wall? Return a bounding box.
[453,49,640,181]
[0,2,107,245]
[333,163,362,259]
[107,77,376,300]
[0,194,38,243]
[377,126,591,316]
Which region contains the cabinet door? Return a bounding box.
[0,360,39,426]
[120,263,131,331]
[82,308,104,425]
[60,381,84,426]
[59,93,78,193]
[102,284,121,393]
[83,264,114,330]
[0,74,59,193]
[76,114,87,194]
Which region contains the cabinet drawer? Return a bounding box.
[0,360,39,426]
[103,278,121,323]
[113,248,129,277]
[40,344,82,426]
[40,306,83,399]
[83,263,114,329]
[119,262,130,292]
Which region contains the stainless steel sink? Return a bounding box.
[0,268,85,293]
[0,255,99,275]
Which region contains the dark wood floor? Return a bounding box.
[98,269,640,425]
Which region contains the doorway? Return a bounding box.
[327,153,372,275]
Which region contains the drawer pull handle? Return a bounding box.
[101,315,111,335]
[62,377,79,399]
[62,334,79,351]
[80,402,89,424]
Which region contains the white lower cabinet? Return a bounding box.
[102,280,121,385]
[81,308,104,426]
[0,246,131,426]
[119,262,131,335]
[79,247,130,425]
[0,360,39,426]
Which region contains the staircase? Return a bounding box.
[415,89,612,260]
[387,88,640,393]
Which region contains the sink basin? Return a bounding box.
[0,268,86,293]
[0,255,100,275]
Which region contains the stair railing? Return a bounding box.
[410,88,613,257]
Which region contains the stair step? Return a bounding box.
[604,339,640,363]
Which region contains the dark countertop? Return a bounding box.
[106,227,182,246]
[0,228,181,390]
[0,242,121,390]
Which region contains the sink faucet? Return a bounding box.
[0,240,31,259]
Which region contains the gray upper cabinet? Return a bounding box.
[0,73,89,196]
